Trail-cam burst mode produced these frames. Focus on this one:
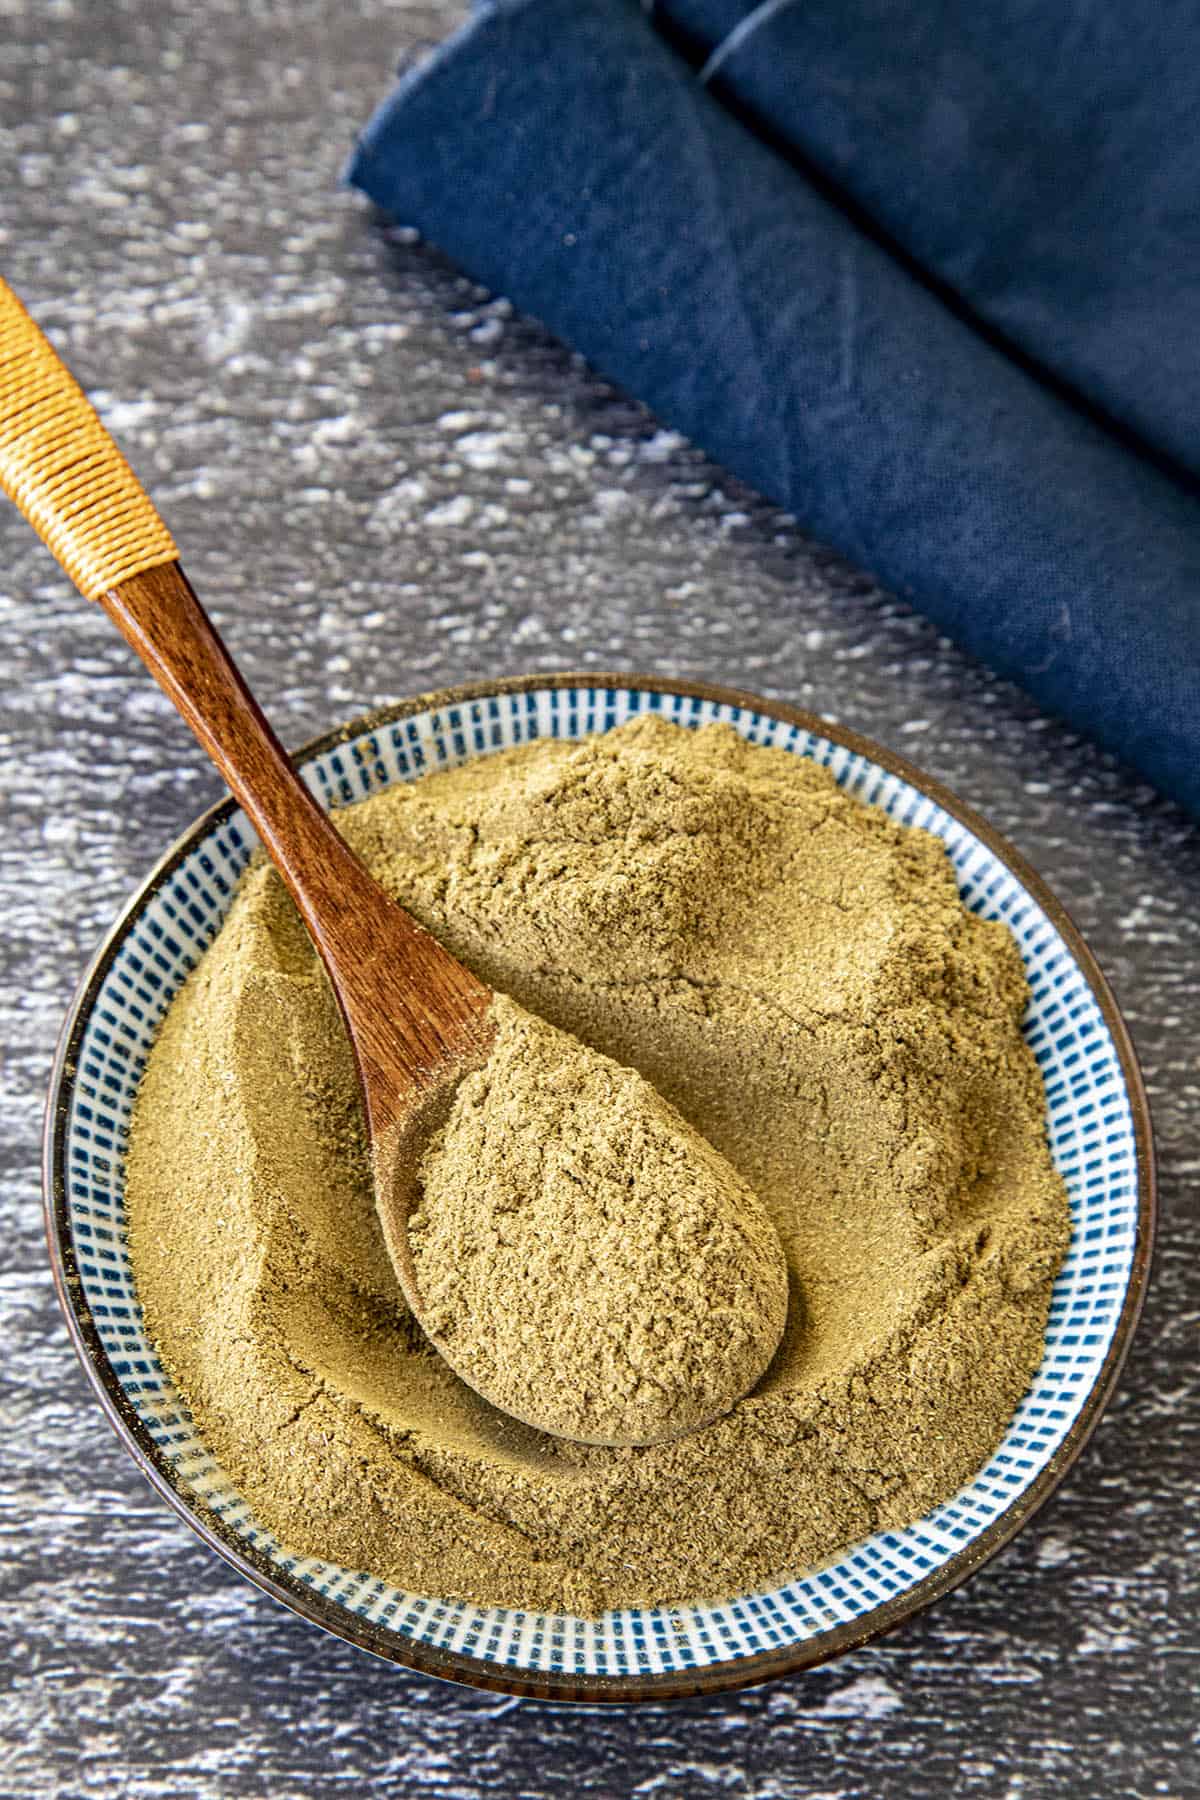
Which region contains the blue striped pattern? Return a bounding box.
[60,684,1141,1678]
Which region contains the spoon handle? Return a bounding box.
[0,277,491,1122]
[0,279,178,598]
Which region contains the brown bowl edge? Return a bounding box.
[42,670,1158,1704]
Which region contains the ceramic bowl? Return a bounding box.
[44,673,1154,1702]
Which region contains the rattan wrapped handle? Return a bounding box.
[0,277,177,598]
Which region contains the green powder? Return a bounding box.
[411,994,789,1445]
[125,717,1070,1615]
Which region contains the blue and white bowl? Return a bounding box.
[44,675,1155,1701]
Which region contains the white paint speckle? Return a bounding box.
[368,478,429,531]
[814,1675,905,1719]
[1079,1626,1139,1655]
[638,428,687,463]
[101,397,158,432]
[591,488,632,515]
[1117,896,1157,933]
[312,414,360,445]
[455,430,515,470]
[424,494,475,528]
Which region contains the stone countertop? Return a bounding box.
[1,3,1195,1795]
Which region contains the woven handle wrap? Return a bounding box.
[0,278,177,599]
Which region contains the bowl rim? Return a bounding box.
[43,669,1157,1704]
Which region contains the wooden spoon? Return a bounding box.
[0,277,500,1383]
[0,279,787,1449]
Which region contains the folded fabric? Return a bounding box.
[348,0,1200,817]
[658,0,1200,481]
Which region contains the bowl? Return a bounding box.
[44,673,1155,1702]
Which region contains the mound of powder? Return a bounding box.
[126,716,1071,1615]
[410,995,789,1445]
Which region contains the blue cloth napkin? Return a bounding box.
[348,0,1200,817]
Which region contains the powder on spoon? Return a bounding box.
[125,716,1071,1616]
[410,995,789,1445]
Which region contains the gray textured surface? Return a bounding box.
[1,2,1196,1795]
